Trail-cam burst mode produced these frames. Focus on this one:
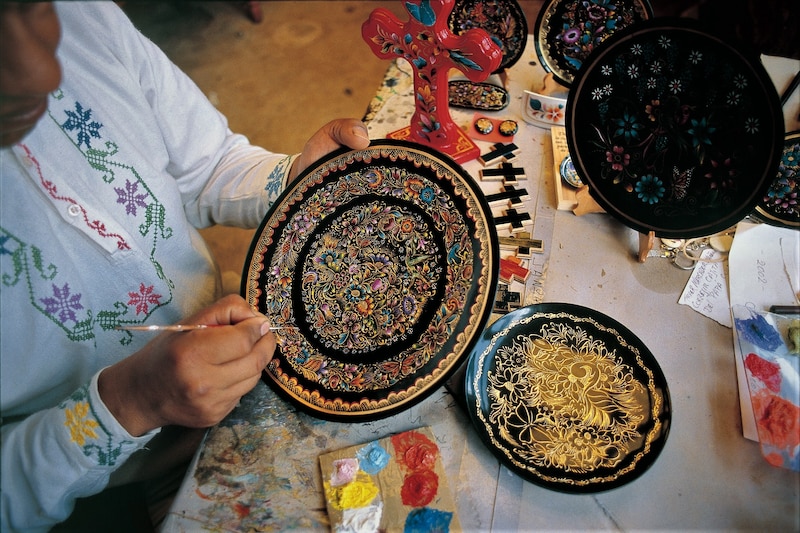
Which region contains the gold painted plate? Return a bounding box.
[243,140,498,421]
[465,303,670,492]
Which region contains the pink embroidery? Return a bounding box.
[20,144,131,251]
[127,283,162,315]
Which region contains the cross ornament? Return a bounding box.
[362,0,502,162]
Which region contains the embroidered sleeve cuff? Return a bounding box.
[57,372,159,468]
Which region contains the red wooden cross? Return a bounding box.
[362,0,502,162]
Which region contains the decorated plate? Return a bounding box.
[534,0,652,87]
[465,303,671,492]
[448,0,528,73]
[243,140,498,421]
[754,131,800,228]
[566,19,784,238]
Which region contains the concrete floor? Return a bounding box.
[124,0,545,279]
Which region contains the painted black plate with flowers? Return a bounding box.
[534,0,653,87]
[566,19,783,238]
[242,140,498,421]
[754,131,800,228]
[464,303,671,492]
[448,0,528,73]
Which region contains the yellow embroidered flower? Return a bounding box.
[64,401,99,447]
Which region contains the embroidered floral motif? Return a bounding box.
[60,385,131,466]
[20,144,131,251]
[0,234,12,255]
[4,94,179,343]
[64,401,100,447]
[114,179,149,216]
[40,283,84,325]
[61,102,103,149]
[128,283,162,315]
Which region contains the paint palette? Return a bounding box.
[243,140,498,421]
[732,305,800,471]
[566,19,784,238]
[464,303,671,492]
[319,427,461,531]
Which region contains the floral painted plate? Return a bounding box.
[755,131,800,228]
[465,303,671,492]
[534,0,652,87]
[448,0,528,73]
[243,140,498,421]
[566,19,784,238]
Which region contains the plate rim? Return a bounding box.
[242,139,499,421]
[464,302,672,492]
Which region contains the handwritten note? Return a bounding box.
[678,249,731,327]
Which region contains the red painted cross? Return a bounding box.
[362,0,502,161]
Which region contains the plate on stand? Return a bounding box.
[243,140,498,420]
[448,0,528,73]
[566,19,783,238]
[754,131,800,228]
[534,0,653,87]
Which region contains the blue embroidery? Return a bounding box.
[61,102,103,149]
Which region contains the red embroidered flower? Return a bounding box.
[400,469,439,507]
[128,283,162,315]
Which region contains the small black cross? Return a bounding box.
[479,143,520,166]
[493,208,532,234]
[485,185,530,209]
[480,163,526,184]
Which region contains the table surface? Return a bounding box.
[162,38,800,532]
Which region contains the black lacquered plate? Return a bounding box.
[567,19,783,238]
[534,0,652,86]
[465,303,671,492]
[448,0,528,73]
[755,131,800,228]
[243,140,498,421]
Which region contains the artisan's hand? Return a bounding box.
[98,295,276,437]
[288,118,371,182]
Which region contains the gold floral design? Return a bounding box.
[473,309,667,487]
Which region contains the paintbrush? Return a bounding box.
[115,324,296,332]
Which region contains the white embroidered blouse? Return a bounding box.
[0,3,292,529]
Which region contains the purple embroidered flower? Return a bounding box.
[41,283,84,324]
[127,283,162,315]
[115,180,149,216]
[61,102,103,148]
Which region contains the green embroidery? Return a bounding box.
[60,385,131,466]
[0,92,181,345]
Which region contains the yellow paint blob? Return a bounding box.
[324,471,379,510]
